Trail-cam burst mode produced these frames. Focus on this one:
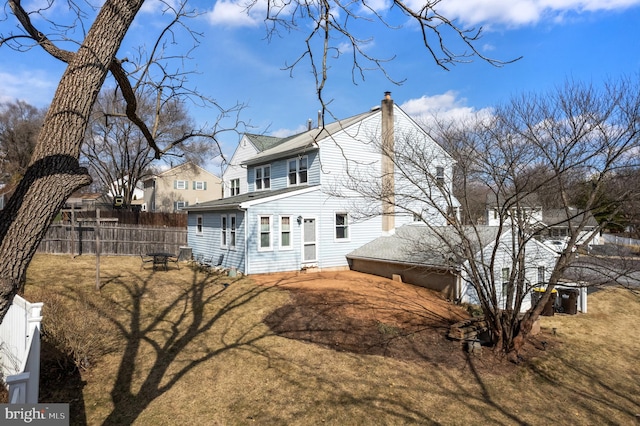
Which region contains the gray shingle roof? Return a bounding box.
[245,134,290,152]
[542,208,598,228]
[347,224,501,268]
[243,109,379,166]
[183,185,320,211]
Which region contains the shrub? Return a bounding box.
[28,288,118,371]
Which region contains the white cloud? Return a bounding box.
[206,0,267,27]
[271,124,307,138]
[0,69,58,107]
[400,91,493,124]
[404,0,640,28]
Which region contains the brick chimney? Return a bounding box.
[381,91,395,234]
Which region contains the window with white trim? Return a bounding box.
[175,201,188,210]
[196,215,203,234]
[259,216,272,250]
[193,181,207,190]
[280,216,292,249]
[436,167,445,185]
[501,267,510,297]
[230,214,236,248]
[255,165,271,190]
[335,213,349,240]
[537,266,546,285]
[288,156,308,186]
[221,215,227,247]
[230,179,240,196]
[174,180,188,190]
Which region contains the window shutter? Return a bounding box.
[193,181,196,190]
[204,182,207,190]
[174,180,177,189]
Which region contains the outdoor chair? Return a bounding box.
[140,253,154,270]
[168,254,180,270]
[191,253,203,269]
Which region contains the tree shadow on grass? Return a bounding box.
[89,268,277,426]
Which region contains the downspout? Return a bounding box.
[242,207,249,275]
[381,91,395,235]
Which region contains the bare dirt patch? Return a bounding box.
[256,270,552,371]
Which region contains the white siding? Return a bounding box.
[187,211,247,272]
[223,135,257,197]
[246,190,323,274]
[460,231,558,312]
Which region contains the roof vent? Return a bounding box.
[370,105,381,111]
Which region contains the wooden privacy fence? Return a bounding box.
[37,222,188,256]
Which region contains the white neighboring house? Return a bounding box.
[107,177,145,209]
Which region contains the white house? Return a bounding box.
[185,93,457,274]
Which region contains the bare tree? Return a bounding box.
[83,88,224,208]
[0,0,512,321]
[0,100,45,185]
[344,78,640,356]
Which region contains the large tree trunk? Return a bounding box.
[0,0,145,321]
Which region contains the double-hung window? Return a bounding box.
[537,266,546,285]
[175,180,188,190]
[288,157,308,186]
[435,167,445,185]
[193,181,207,190]
[221,215,228,247]
[229,215,236,248]
[259,216,272,250]
[255,165,271,190]
[501,267,510,298]
[230,179,240,196]
[196,215,203,234]
[280,216,292,249]
[335,213,349,240]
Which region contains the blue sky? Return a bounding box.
[1,0,640,168]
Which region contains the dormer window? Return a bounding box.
[288,156,308,186]
[255,165,271,190]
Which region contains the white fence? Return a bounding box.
[602,233,640,249]
[0,295,43,404]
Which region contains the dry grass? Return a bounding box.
[22,254,640,425]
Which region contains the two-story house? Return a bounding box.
[143,162,222,213]
[184,93,457,275]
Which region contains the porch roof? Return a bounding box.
[184,185,321,212]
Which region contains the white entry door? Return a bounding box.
[302,218,317,263]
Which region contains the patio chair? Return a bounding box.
[191,253,204,269]
[168,254,180,270]
[140,253,154,270]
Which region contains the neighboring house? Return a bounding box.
[185,92,457,275]
[107,177,145,208]
[143,163,222,213]
[64,191,109,211]
[487,194,600,252]
[486,193,542,227]
[539,207,600,249]
[347,223,559,312]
